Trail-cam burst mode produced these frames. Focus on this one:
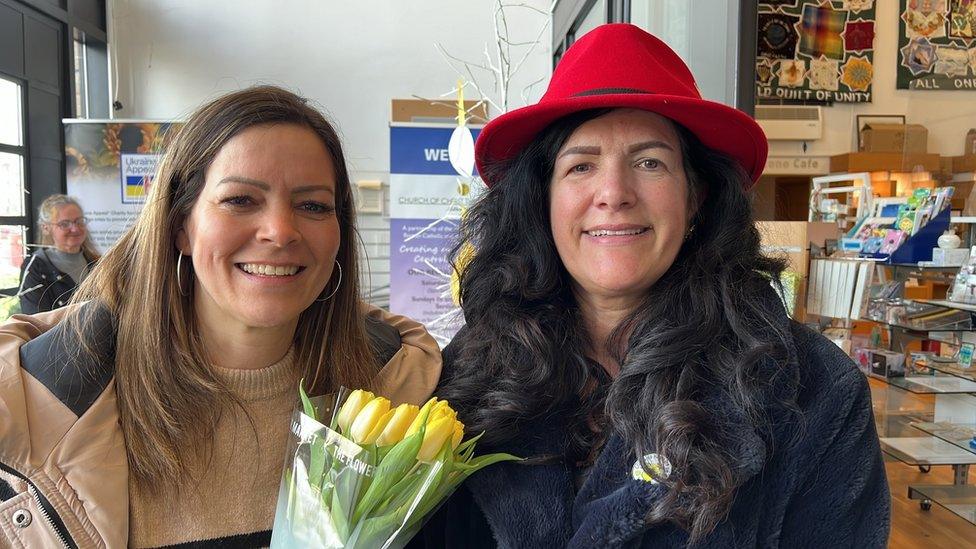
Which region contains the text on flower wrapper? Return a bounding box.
[292,413,376,477]
[325,428,375,477]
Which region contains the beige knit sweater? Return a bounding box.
[128,348,298,547]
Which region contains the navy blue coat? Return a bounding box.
[420,318,890,548]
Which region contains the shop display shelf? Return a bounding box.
[885,375,976,394]
[881,436,976,466]
[915,299,976,314]
[886,263,966,271]
[922,361,976,383]
[860,317,974,332]
[911,422,976,456]
[875,410,934,438]
[906,484,976,524]
[865,299,975,332]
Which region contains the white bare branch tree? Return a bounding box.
[421,0,554,120]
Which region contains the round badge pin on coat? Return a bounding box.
[631,453,672,483]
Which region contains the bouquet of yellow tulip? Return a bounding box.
[270,385,519,548]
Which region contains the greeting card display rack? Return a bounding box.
[866,298,976,523]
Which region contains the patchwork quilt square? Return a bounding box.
[797,4,848,59]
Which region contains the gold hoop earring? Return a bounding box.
[176,253,190,297]
[316,261,342,302]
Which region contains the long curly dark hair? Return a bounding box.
[439,108,798,541]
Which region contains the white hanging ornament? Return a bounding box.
[448,79,475,179]
[448,126,475,179]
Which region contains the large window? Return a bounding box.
[0,75,27,320]
[553,0,623,66]
[551,0,758,112]
[72,29,109,119]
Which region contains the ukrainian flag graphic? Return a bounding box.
[125,175,151,199]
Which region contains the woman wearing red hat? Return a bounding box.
[421,24,889,548]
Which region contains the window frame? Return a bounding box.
[0,71,31,297]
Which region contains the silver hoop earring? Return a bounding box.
[316,261,342,302]
[176,253,190,297]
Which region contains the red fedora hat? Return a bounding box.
[475,23,768,188]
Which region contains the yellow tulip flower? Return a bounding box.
[429,407,455,426]
[431,400,456,419]
[405,397,440,438]
[417,415,455,462]
[349,397,391,445]
[337,389,375,433]
[451,420,464,449]
[375,403,420,446]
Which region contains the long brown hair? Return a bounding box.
[70,85,376,490]
[37,194,101,261]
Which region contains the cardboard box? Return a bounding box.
[941,155,956,176]
[871,179,897,197]
[391,99,488,124]
[961,179,976,215]
[830,152,941,173]
[952,155,976,173]
[860,123,928,153]
[952,178,973,211]
[952,180,974,199]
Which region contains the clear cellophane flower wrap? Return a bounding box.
[270,385,520,548]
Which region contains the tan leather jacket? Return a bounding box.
[0,304,442,548]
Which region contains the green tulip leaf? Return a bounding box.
[454,431,485,457]
[329,482,350,542]
[408,441,455,522]
[372,462,431,517]
[353,444,379,508]
[347,499,413,549]
[307,436,327,490]
[352,428,424,523]
[298,379,316,421]
[454,452,522,475]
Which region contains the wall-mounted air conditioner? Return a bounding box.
[755,106,823,141]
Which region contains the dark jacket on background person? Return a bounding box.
[17,249,93,314]
[420,306,891,548]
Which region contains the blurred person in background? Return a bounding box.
[18,194,100,313]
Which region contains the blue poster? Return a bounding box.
[388,124,483,346]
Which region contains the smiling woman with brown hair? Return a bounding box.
[0,85,441,547]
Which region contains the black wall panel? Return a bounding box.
[71,0,103,31]
[0,4,25,77]
[38,0,66,9]
[29,157,62,201]
[24,14,61,90]
[27,86,61,159]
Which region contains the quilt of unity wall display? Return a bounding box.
[898,0,976,90]
[756,1,877,103]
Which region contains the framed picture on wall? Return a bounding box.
[897,0,976,90]
[756,1,877,103]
